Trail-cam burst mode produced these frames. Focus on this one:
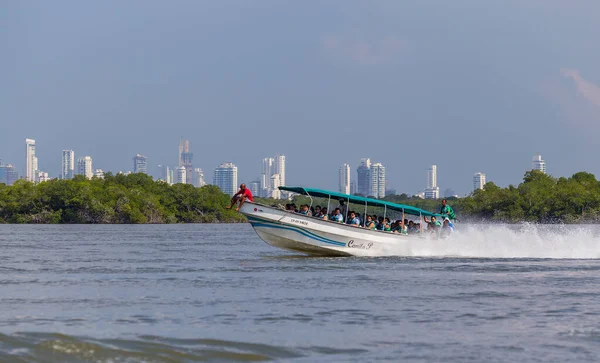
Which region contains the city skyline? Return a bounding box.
[0,137,557,198]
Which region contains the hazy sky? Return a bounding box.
[2,0,600,195]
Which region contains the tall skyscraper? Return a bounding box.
[270,174,281,199]
[357,158,371,196]
[178,139,189,166]
[25,138,38,182]
[532,154,546,174]
[424,165,440,199]
[260,157,274,197]
[178,139,193,184]
[370,163,386,198]
[214,162,238,196]
[133,154,148,174]
[0,164,19,186]
[62,150,75,180]
[77,156,93,179]
[274,154,286,187]
[473,172,486,191]
[175,166,187,184]
[192,168,206,187]
[339,163,351,194]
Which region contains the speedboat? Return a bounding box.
[240,186,445,256]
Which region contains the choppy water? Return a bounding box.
[1,224,600,362]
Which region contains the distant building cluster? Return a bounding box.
[335,158,386,199]
[257,155,286,199]
[0,137,551,198]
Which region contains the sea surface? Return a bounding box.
[1,224,600,362]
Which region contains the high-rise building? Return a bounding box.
[249,180,260,197]
[339,163,351,194]
[133,154,148,174]
[260,157,274,197]
[274,154,286,187]
[370,163,386,198]
[61,150,75,180]
[178,139,193,184]
[25,138,37,182]
[270,174,281,199]
[350,181,357,195]
[178,139,189,166]
[532,154,546,174]
[192,168,206,187]
[357,158,371,196]
[157,165,167,182]
[473,172,486,191]
[0,164,19,186]
[175,166,187,184]
[424,165,440,199]
[167,167,174,185]
[94,169,105,179]
[214,162,238,196]
[77,156,93,179]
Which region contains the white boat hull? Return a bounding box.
[240,202,417,257]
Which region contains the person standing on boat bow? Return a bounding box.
[228,183,254,212]
[440,199,456,220]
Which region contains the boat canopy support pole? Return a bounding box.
[364,201,368,227]
[327,195,331,215]
[384,205,387,221]
[306,191,313,210]
[345,196,350,222]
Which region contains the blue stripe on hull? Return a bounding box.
[246,216,346,247]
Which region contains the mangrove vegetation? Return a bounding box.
[0,173,245,224]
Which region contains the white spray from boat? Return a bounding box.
[370,224,600,259]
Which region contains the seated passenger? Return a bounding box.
[376,217,385,230]
[319,208,328,220]
[347,211,360,226]
[392,219,407,234]
[423,216,441,233]
[364,215,376,229]
[407,220,418,233]
[314,206,322,217]
[384,218,392,231]
[440,217,454,237]
[330,208,344,223]
[299,205,311,216]
[228,183,254,211]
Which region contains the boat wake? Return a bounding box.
[375,224,600,259]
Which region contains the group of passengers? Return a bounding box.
[285,199,454,236]
[286,202,426,235]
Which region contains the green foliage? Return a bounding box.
[0,174,246,224]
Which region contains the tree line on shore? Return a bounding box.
[382,171,600,223]
[0,173,245,224]
[1,170,598,224]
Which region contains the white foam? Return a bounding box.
[374,224,600,259]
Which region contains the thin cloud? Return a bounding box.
[322,35,407,65]
[561,68,600,107]
[543,68,600,130]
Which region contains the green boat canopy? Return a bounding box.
[279,186,444,218]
